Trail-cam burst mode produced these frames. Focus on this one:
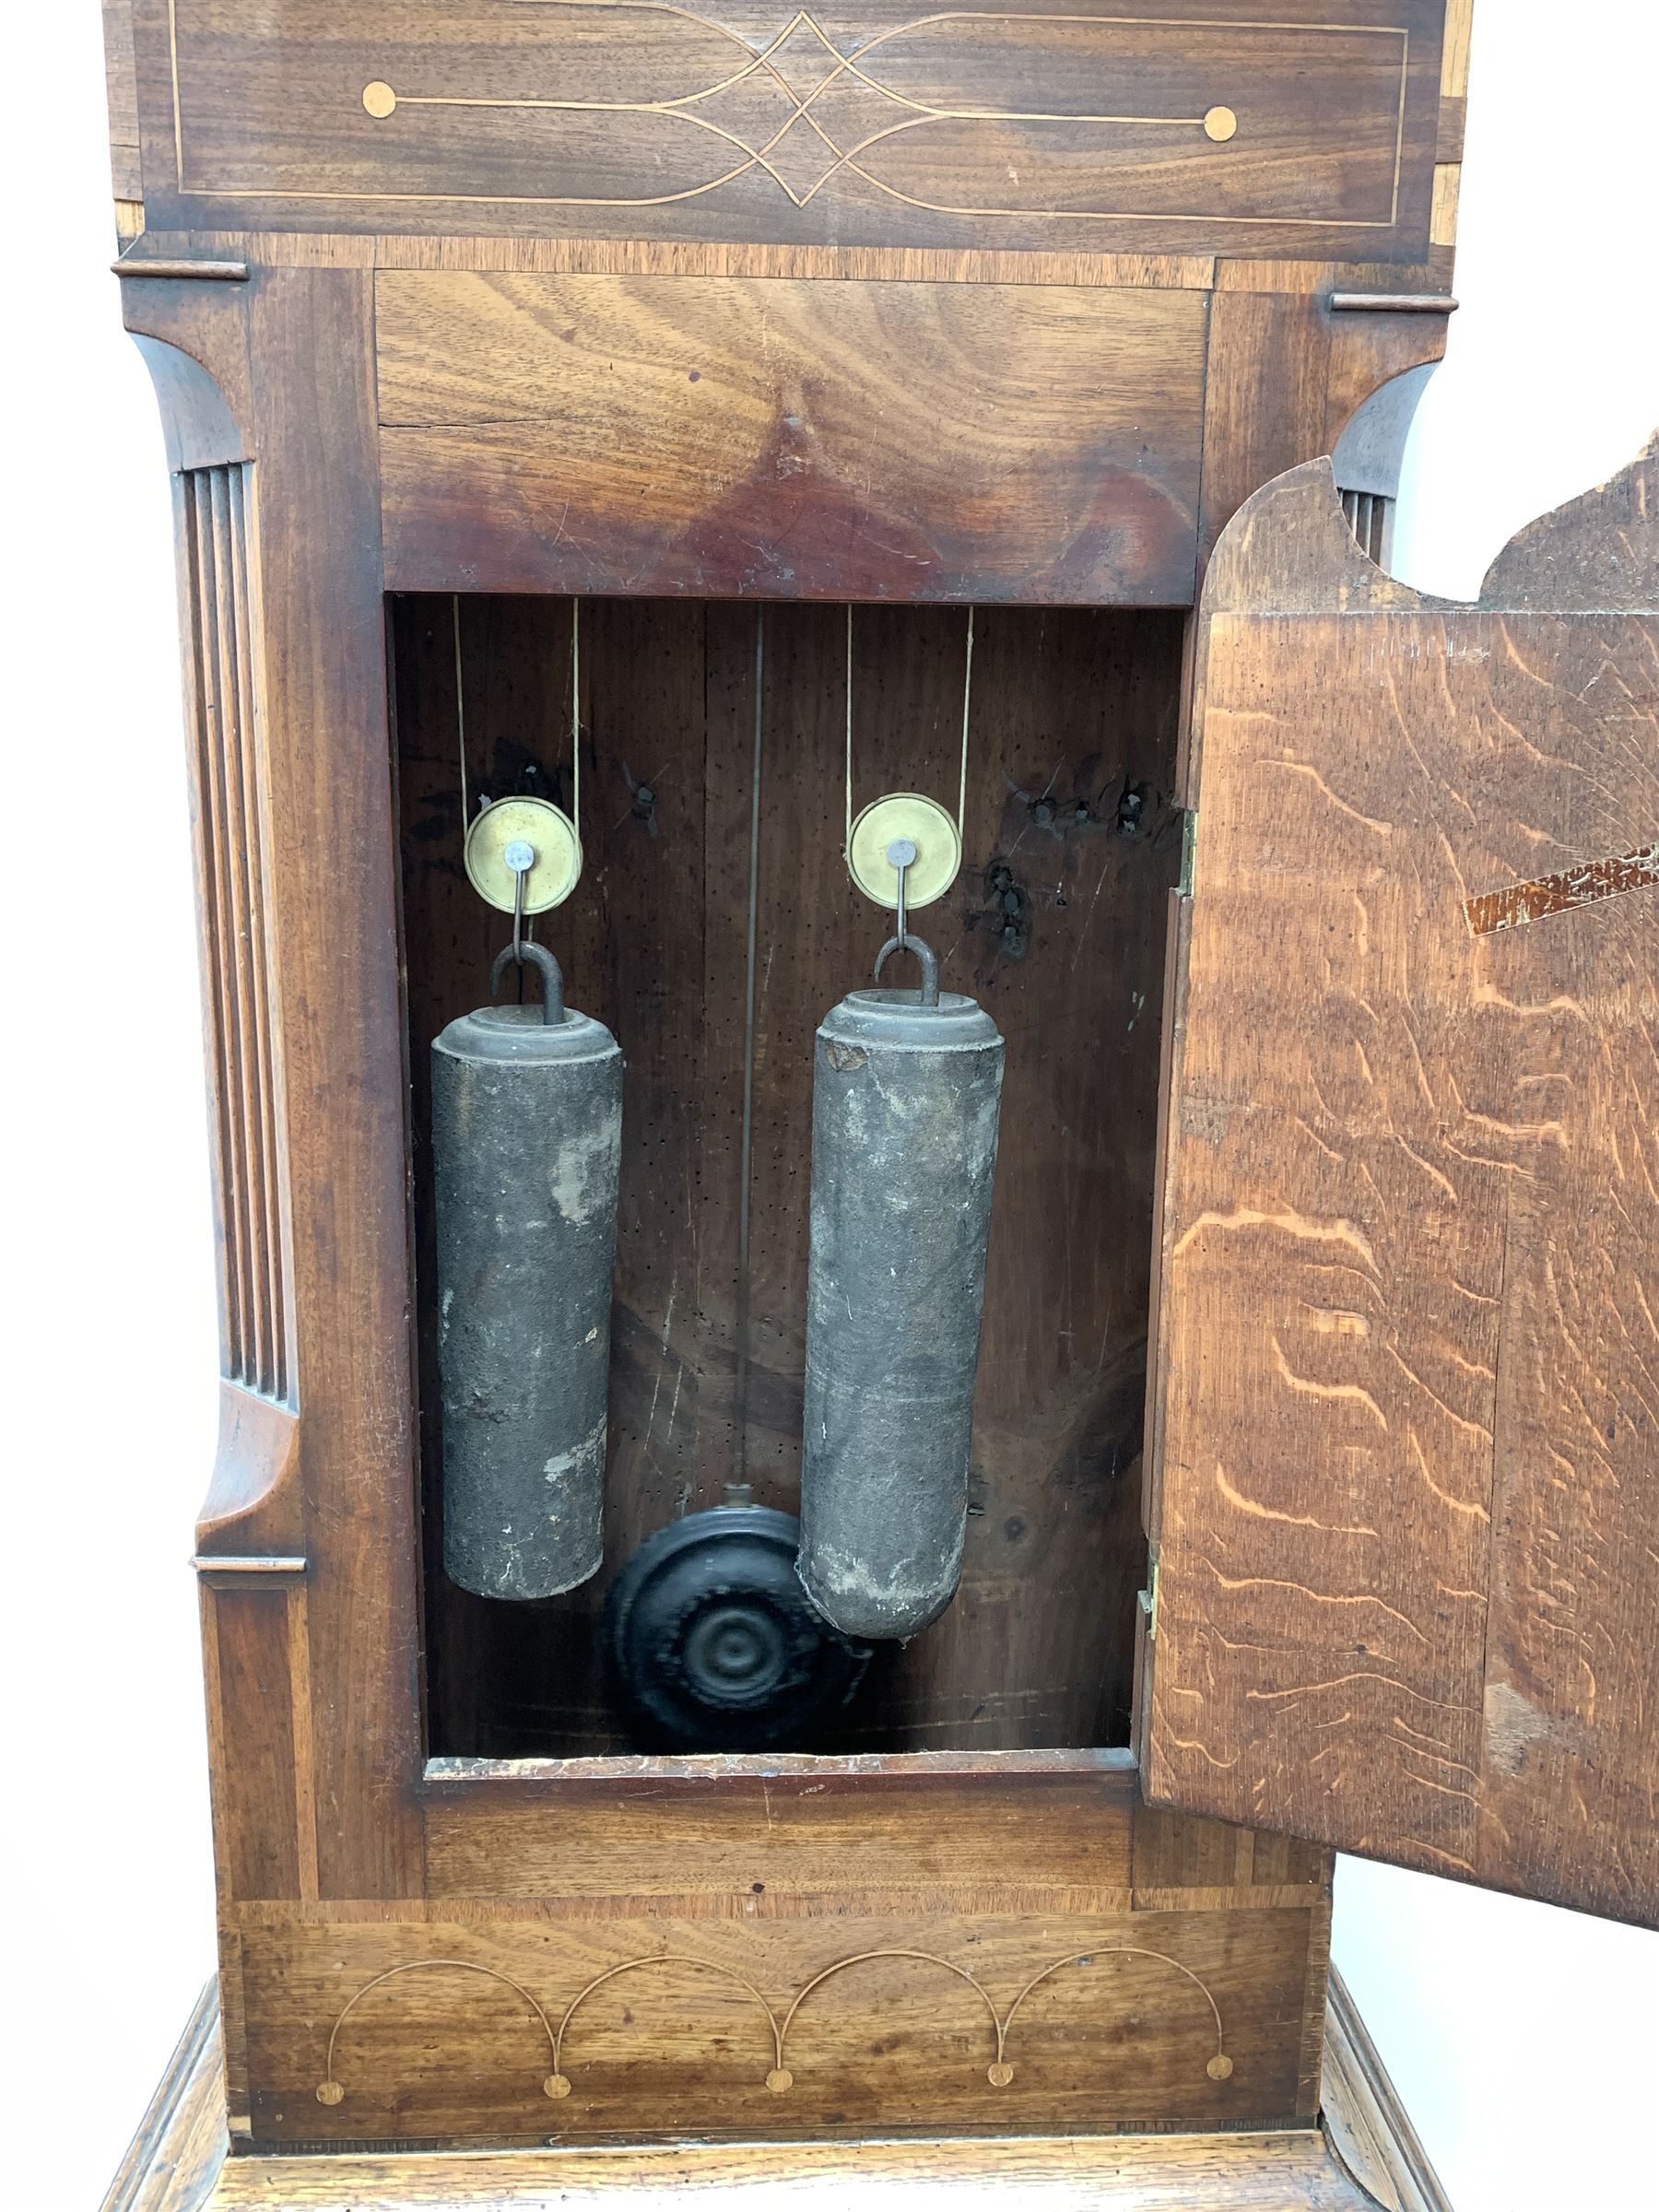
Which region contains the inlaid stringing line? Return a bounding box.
[391,16,1215,131]
[369,0,1229,221]
[385,4,1218,127]
[169,0,184,184]
[1391,29,1408,225]
[369,0,1228,214]
[164,2,1410,226]
[553,1953,783,2080]
[316,1961,560,2106]
[315,1942,1233,2101]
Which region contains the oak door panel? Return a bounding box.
[1144,442,1659,1926]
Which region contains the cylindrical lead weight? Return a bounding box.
[433,961,622,1600]
[798,969,1004,1639]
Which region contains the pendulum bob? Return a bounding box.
[606,1504,869,1750]
[797,935,1005,1640]
[432,943,622,1600]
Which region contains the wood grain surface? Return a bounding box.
[245,1907,1315,2144]
[175,2130,1404,2212]
[125,231,1222,282]
[103,0,142,204]
[1145,442,1659,1926]
[100,1982,226,2212]
[239,269,429,1904]
[1320,1968,1453,2212]
[194,1767,1329,2146]
[130,0,1445,261]
[377,274,1206,602]
[118,1975,1432,2206]
[106,1983,1377,2206]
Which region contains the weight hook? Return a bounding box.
[873,932,940,1008]
[886,836,917,950]
[491,941,567,1027]
[503,837,535,966]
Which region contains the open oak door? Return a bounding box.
[1142,440,1658,1927]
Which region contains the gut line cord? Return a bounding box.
[843,604,975,846]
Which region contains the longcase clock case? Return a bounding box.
[100,0,1657,2193]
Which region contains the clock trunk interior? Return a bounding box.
[394,594,1184,1759]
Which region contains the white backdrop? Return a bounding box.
[2,8,1653,2210]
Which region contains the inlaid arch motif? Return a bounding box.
[315,1960,562,2106]
[315,1943,1233,2105]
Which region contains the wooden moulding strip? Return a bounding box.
[1322,1967,1455,2212]
[425,1746,1136,1785]
[122,231,1222,287]
[112,257,250,280]
[190,1554,308,1574]
[97,1978,224,2212]
[1329,291,1458,312]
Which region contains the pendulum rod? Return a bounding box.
[733,606,766,1489]
[453,594,470,831]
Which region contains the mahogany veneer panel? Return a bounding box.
[110,1981,1380,2208]
[1144,447,1659,1926]
[203,1583,306,1902]
[213,1761,1328,2147]
[240,1905,1319,2143]
[421,1756,1137,1900]
[132,0,1444,260]
[377,275,1206,602]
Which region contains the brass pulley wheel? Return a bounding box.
[846,794,961,912]
[463,796,582,914]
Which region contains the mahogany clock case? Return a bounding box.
[135,259,1406,2147]
[112,0,1465,2158]
[100,0,1659,2179]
